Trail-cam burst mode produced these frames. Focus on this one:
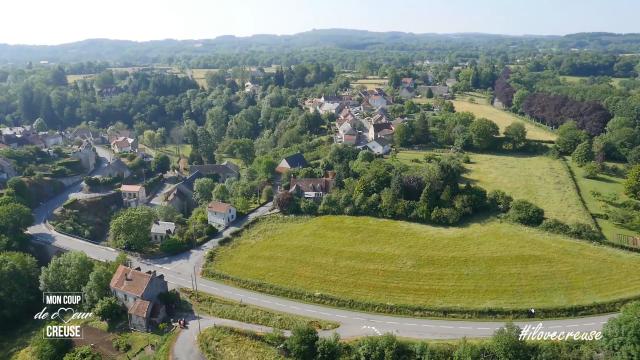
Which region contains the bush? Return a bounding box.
[506,199,544,226]
[112,335,131,352]
[583,162,600,179]
[539,219,571,234]
[430,207,462,225]
[160,237,189,254]
[285,325,318,360]
[488,190,513,213]
[568,223,603,242]
[571,140,594,166]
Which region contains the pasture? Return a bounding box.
[208,215,640,311]
[351,77,388,90]
[568,160,637,242]
[396,151,593,225]
[452,96,556,142]
[463,152,594,225]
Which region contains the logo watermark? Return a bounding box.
[519,323,602,341]
[35,292,93,339]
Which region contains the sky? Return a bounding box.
[2,0,639,45]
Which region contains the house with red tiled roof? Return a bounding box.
[207,201,237,229]
[111,137,138,153]
[290,178,335,199]
[120,184,146,207]
[109,265,168,331]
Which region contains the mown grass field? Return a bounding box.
[560,75,626,88]
[209,215,640,310]
[139,143,192,164]
[463,153,594,225]
[351,77,387,90]
[396,150,593,225]
[568,159,637,242]
[452,96,556,142]
[199,326,283,360]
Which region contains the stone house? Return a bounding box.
[109,265,168,332]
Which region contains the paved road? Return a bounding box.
[25,147,617,341]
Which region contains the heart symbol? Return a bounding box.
[55,308,75,324]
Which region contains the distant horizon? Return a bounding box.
[1,28,637,47]
[1,0,639,45]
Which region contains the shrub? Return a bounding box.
[487,190,513,213]
[160,237,189,254]
[571,140,594,166]
[205,225,218,237]
[568,223,603,242]
[430,207,462,225]
[539,219,571,234]
[583,162,600,179]
[285,325,318,360]
[624,165,640,200]
[264,329,286,347]
[112,335,131,352]
[506,199,544,226]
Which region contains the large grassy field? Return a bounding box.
[452,96,556,142]
[396,151,594,225]
[208,215,640,311]
[464,153,594,225]
[351,77,388,90]
[568,159,637,242]
[560,75,626,88]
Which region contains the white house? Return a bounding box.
[366,138,391,155]
[121,184,147,207]
[207,201,237,230]
[150,221,176,243]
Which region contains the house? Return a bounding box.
[164,171,203,215]
[43,132,64,148]
[0,156,16,182]
[399,87,415,99]
[401,78,415,88]
[150,221,176,243]
[111,137,138,153]
[207,201,237,229]
[289,178,335,199]
[366,138,392,155]
[71,141,96,172]
[189,161,240,182]
[110,265,168,332]
[120,184,146,207]
[368,122,394,141]
[445,78,458,88]
[107,128,133,143]
[319,102,344,116]
[338,122,357,145]
[245,81,260,94]
[1,126,34,148]
[102,158,131,179]
[367,95,388,108]
[275,153,307,174]
[417,85,450,98]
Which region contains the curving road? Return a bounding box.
[26,147,616,341]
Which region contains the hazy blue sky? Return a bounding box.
[3,0,639,45]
